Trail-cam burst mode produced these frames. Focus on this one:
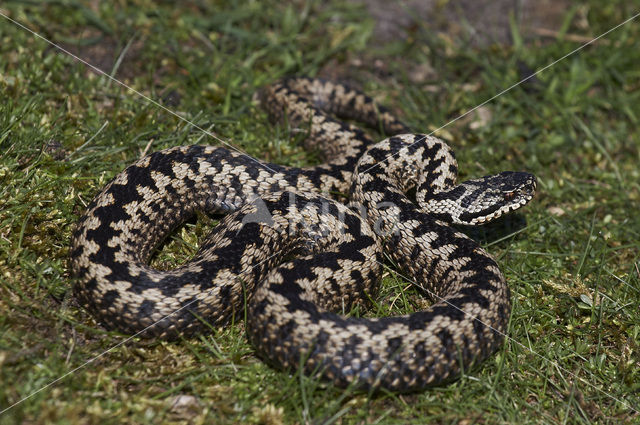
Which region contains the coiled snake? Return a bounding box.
[71,78,536,391]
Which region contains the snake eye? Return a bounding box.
[504,192,515,201]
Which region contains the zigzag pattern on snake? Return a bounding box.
[70,77,536,391]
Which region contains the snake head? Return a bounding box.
[455,171,537,225]
[420,171,537,225]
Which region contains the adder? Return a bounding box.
[71,77,536,391]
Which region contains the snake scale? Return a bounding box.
[71,77,536,391]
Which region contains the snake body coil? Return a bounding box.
[71,78,536,391]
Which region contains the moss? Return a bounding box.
[1,1,638,423]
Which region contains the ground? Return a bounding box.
[0,1,639,424]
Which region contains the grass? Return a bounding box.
[1,0,639,423]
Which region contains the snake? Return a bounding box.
[70,77,536,391]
